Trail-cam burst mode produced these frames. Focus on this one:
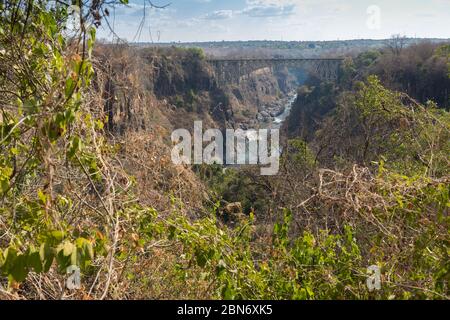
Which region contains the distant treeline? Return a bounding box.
[134,38,448,49]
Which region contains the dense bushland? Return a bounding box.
[0,1,448,300]
[195,77,449,300]
[287,41,450,142]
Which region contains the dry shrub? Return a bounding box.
[119,131,208,215]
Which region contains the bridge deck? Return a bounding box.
[207,58,344,62]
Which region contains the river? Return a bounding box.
[271,92,297,129]
[257,91,297,130]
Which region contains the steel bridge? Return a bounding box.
[207,58,344,87]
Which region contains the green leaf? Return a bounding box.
[67,136,82,159]
[27,249,43,274]
[84,242,94,260]
[70,246,78,266]
[37,189,47,205]
[62,241,74,257]
[39,242,55,272]
[10,254,28,282]
[55,249,71,272]
[75,238,94,269]
[87,28,96,57]
[50,230,66,242]
[89,27,96,43]
[64,108,76,124]
[0,179,9,194]
[65,77,76,99]
[2,247,17,274]
[0,166,12,194]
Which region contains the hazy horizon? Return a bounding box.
[127,37,450,44]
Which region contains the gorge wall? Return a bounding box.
[91,45,298,213]
[95,45,298,135]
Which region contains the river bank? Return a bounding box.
[257,91,298,129]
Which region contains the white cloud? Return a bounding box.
[99,0,450,42]
[203,10,234,20]
[242,0,297,17]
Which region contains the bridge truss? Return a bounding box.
[207,58,344,87]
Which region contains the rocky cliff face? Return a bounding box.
[95,45,298,134]
[91,45,298,212]
[283,82,340,141]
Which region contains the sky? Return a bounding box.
[97,0,450,42]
